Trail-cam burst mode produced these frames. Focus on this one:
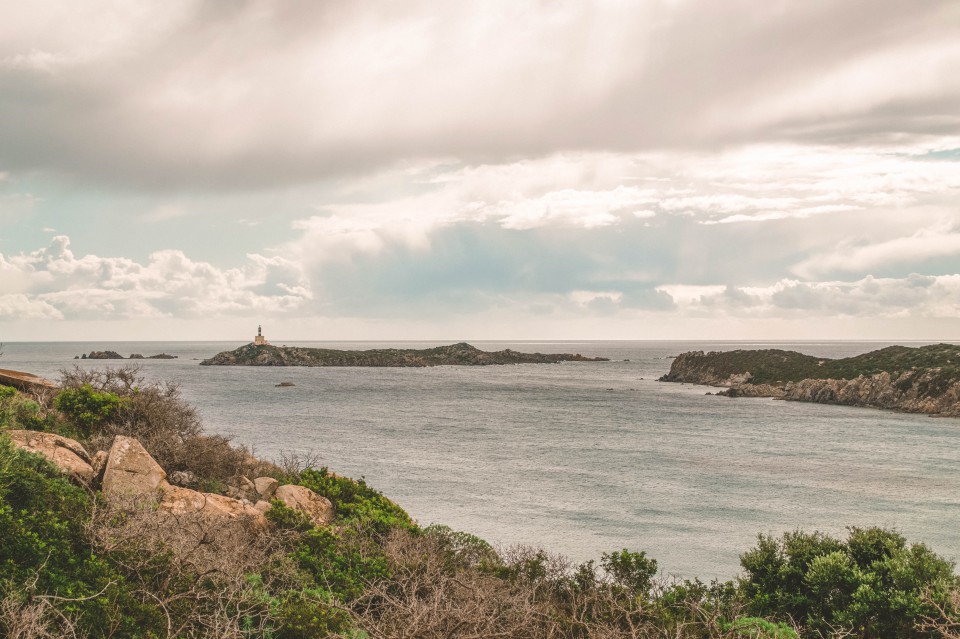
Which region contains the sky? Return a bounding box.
[1,0,959,342]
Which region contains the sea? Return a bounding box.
[2,340,958,580]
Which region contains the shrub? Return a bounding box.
[739,527,959,638]
[297,467,413,535]
[53,384,123,434]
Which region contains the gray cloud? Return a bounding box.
[1,1,958,189]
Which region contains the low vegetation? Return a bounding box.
[0,368,958,637]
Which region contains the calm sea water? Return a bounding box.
[3,340,958,579]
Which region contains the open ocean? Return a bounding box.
[3,340,958,580]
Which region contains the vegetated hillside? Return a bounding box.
[660,344,960,416]
[2,368,960,638]
[661,344,960,386]
[201,341,609,367]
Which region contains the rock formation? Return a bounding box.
[660,344,960,416]
[7,430,94,484]
[274,484,335,526]
[0,368,58,394]
[202,341,609,367]
[102,436,168,496]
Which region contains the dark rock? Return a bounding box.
[86,350,125,360]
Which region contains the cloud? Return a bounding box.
[0,235,311,320]
[660,274,960,320]
[793,225,960,278]
[0,1,957,188]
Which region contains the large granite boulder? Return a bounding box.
[159,485,265,523]
[102,435,167,496]
[7,430,94,484]
[274,484,335,526]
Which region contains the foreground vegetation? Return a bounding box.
[1,368,959,638]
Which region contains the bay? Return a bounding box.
[2,339,958,579]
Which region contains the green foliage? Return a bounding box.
[274,588,353,638]
[53,384,123,434]
[669,343,960,386]
[602,548,658,596]
[298,467,413,535]
[739,527,958,638]
[726,617,799,638]
[293,526,390,603]
[0,434,157,637]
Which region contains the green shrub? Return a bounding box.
[0,434,159,637]
[739,527,958,638]
[297,467,413,535]
[53,384,123,434]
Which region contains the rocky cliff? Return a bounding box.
[201,341,609,367]
[660,344,960,416]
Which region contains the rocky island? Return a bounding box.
[201,341,609,367]
[660,343,960,416]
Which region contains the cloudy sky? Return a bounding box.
[1,1,959,341]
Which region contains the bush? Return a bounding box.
[53,384,123,435]
[297,467,413,535]
[739,527,959,638]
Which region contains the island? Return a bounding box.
[201,341,609,367]
[77,351,178,360]
[659,343,960,416]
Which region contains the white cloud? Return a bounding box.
[0,236,311,320]
[664,275,960,320]
[794,224,960,278]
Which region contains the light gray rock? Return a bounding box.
[102,435,167,496]
[274,484,335,527]
[7,430,94,484]
[254,476,278,500]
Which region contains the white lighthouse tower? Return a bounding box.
[254,325,268,346]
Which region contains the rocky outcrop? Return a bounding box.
[0,368,58,394]
[783,370,960,417]
[82,351,178,360]
[274,484,335,526]
[661,345,960,416]
[7,430,94,484]
[201,342,609,367]
[86,350,126,360]
[102,436,168,496]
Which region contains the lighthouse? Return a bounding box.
[254,325,268,346]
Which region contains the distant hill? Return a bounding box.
[660,344,960,416]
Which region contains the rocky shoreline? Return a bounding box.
[201,341,609,367]
[661,344,960,417]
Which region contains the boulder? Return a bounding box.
[254,476,279,499]
[102,436,167,496]
[7,430,94,484]
[253,500,272,514]
[159,485,265,523]
[274,484,335,526]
